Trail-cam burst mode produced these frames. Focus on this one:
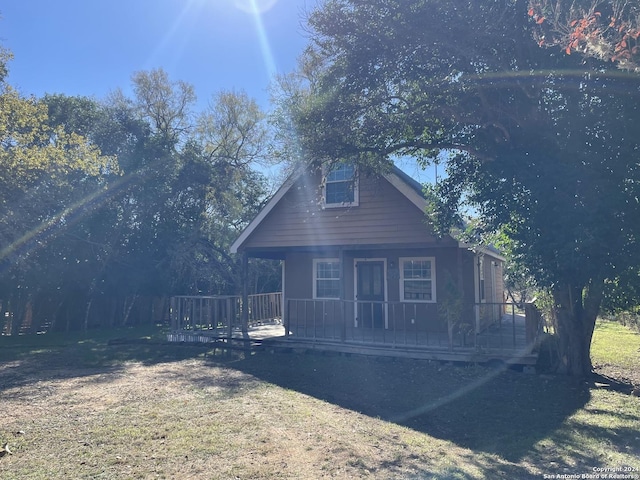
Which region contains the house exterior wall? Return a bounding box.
[284,247,479,328]
[285,248,473,302]
[242,170,446,250]
[234,165,505,338]
[473,254,506,330]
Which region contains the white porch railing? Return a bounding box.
[169,292,282,337]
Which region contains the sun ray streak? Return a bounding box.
[248,0,277,79]
[0,168,144,270]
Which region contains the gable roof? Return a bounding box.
[230,164,505,262]
[230,165,427,254]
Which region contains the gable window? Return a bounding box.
[313,259,341,299]
[323,162,358,207]
[400,257,436,302]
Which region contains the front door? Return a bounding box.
[356,260,385,328]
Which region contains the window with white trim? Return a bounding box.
[313,259,341,299]
[323,162,358,207]
[400,257,436,302]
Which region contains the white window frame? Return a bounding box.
[322,162,359,208]
[313,258,341,300]
[399,257,436,303]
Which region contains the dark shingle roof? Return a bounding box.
[391,165,426,198]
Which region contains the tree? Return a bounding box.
[131,68,196,149]
[0,51,118,332]
[297,0,640,376]
[193,90,274,294]
[0,47,276,333]
[528,0,640,70]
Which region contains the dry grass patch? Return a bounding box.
[0,355,494,479]
[0,322,639,479]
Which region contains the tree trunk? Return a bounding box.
[552,280,604,376]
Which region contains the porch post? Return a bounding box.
[339,248,346,342]
[241,251,249,339]
[475,253,483,335]
[282,259,289,337]
[456,247,467,347]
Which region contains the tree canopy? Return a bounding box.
[297,0,640,376]
[0,56,276,334]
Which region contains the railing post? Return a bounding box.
[339,248,346,342]
[241,253,249,338]
[284,298,290,338]
[170,297,176,330]
[226,297,233,338]
[312,300,317,340]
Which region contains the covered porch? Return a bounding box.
[281,298,541,364]
[168,293,542,366]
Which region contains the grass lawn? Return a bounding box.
[0,321,638,479]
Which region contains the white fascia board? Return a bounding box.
[383,172,428,212]
[458,242,507,262]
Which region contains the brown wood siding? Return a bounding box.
[243,171,439,249]
[495,262,505,303]
[284,246,476,306]
[284,252,314,300]
[461,251,477,306]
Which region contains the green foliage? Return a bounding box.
[437,270,468,348]
[0,55,120,333]
[131,68,196,148]
[299,0,640,375]
[0,51,276,333]
[602,266,640,314]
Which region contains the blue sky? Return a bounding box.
[1,0,311,110]
[0,0,434,182]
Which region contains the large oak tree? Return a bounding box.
[296,0,640,376]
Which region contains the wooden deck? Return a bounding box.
[167,294,540,366]
[168,314,539,367]
[261,312,538,366]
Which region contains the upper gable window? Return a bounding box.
[323,162,359,208]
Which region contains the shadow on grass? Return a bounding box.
[0,325,222,393]
[226,350,593,465]
[3,326,638,477]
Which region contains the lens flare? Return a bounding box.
[241,0,278,78]
[234,0,278,14]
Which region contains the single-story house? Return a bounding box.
[230,162,505,347]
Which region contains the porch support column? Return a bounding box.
[475,253,483,336]
[282,258,288,337]
[241,251,249,339]
[339,248,346,342]
[456,247,467,347]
